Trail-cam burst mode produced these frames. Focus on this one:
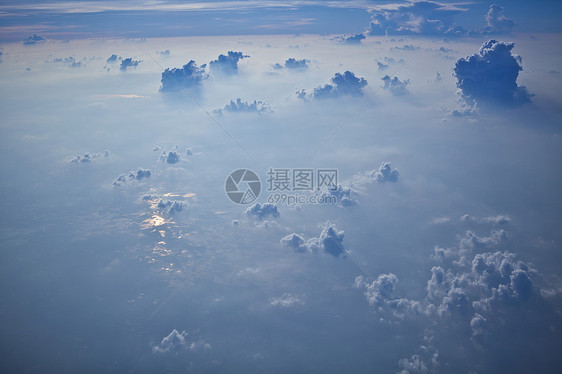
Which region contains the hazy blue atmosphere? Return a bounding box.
[1,1,562,373]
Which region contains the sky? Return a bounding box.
[1,1,562,373]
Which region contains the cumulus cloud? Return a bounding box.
[300,71,367,100]
[281,221,346,258]
[354,274,422,319]
[284,58,309,69]
[69,150,110,163]
[214,98,271,116]
[160,150,181,164]
[322,184,358,207]
[113,168,151,187]
[106,54,120,64]
[397,344,439,374]
[156,199,186,214]
[152,329,211,354]
[381,75,410,95]
[453,40,532,107]
[245,203,279,221]
[484,4,514,34]
[366,1,465,36]
[269,293,305,308]
[160,60,208,92]
[23,34,46,45]
[120,57,141,71]
[49,56,84,68]
[368,162,400,182]
[209,51,248,74]
[336,33,366,44]
[377,62,389,71]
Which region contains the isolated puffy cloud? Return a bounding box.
[281,221,345,258]
[152,329,211,354]
[160,60,208,92]
[397,344,439,374]
[269,293,305,308]
[106,54,120,63]
[69,150,109,163]
[300,71,367,100]
[284,58,308,69]
[366,1,465,36]
[160,150,181,164]
[209,51,248,74]
[483,4,514,34]
[245,203,279,221]
[23,34,46,45]
[157,49,171,56]
[461,214,511,225]
[336,33,366,44]
[368,162,399,182]
[381,75,410,95]
[120,57,141,71]
[113,168,151,187]
[214,98,271,116]
[453,40,532,107]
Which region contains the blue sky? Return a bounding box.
[1,1,562,373]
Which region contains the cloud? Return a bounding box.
[157,49,171,56]
[397,344,439,374]
[23,34,46,45]
[484,4,514,34]
[336,33,366,44]
[50,56,83,68]
[106,54,120,63]
[300,71,367,100]
[120,57,141,71]
[460,214,511,225]
[453,40,532,107]
[366,1,465,36]
[214,98,271,116]
[377,62,389,71]
[368,162,400,183]
[0,50,3,63]
[152,329,211,354]
[381,75,410,95]
[354,274,422,319]
[113,168,151,187]
[281,221,346,258]
[156,199,186,214]
[269,293,305,308]
[245,203,279,221]
[160,150,181,164]
[284,58,309,69]
[69,150,110,163]
[391,44,420,51]
[209,51,248,74]
[322,184,358,207]
[160,60,208,92]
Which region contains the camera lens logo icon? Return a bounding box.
[225,169,261,205]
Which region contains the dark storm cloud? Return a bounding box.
[245,203,279,221]
[113,168,151,187]
[23,34,46,45]
[381,75,410,95]
[453,40,532,107]
[120,57,141,71]
[209,51,248,74]
[160,60,208,92]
